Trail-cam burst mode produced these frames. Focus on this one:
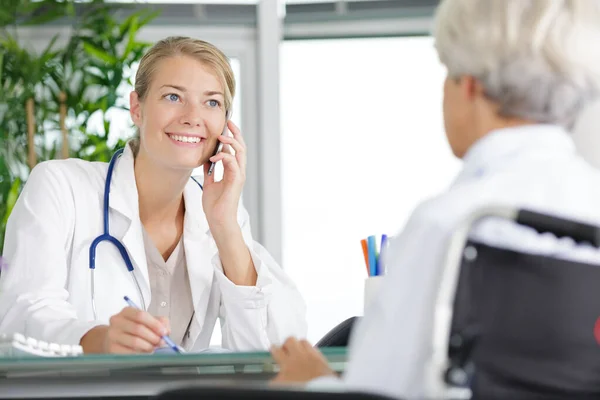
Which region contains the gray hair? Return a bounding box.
[433,0,600,128]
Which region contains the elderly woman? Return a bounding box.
[270,0,600,398]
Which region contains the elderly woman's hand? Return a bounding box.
[270,338,337,384]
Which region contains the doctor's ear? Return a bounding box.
[129,91,143,126]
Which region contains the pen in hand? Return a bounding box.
[123,296,183,354]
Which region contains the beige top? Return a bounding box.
[142,228,195,347]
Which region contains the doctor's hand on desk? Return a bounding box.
[80,307,170,354]
[201,121,257,287]
[270,338,336,384]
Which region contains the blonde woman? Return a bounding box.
[271,0,600,398]
[0,36,307,354]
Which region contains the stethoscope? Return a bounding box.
[89,148,203,320]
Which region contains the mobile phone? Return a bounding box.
[207,110,230,176]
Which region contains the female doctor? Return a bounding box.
[0,36,307,354]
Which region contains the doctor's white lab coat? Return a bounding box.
[0,145,307,351]
[313,124,600,399]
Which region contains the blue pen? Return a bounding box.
[123,296,182,354]
[367,235,377,277]
[378,234,388,275]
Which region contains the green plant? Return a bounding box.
[0,0,160,254]
[53,2,159,162]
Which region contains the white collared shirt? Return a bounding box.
[313,124,600,399]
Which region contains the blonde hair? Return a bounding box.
[433,0,600,128]
[131,36,235,153]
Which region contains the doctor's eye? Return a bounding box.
[164,93,180,102]
[207,99,221,108]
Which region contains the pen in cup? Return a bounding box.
[377,234,388,275]
[360,234,388,277]
[367,235,377,276]
[123,296,182,354]
[361,239,370,276]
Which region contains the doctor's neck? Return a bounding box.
[133,151,189,225]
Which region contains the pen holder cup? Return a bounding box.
[364,275,384,314]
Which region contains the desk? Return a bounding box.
[0,348,347,399]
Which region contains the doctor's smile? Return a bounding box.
[165,132,207,146]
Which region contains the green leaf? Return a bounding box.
[82,41,118,65]
[66,1,76,17]
[40,34,60,60]
[138,9,161,29]
[121,15,138,61]
[0,52,4,82]
[85,74,109,87]
[118,13,136,42]
[0,8,15,27]
[2,177,21,228]
[21,0,70,26]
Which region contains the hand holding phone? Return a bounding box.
[207,110,231,176]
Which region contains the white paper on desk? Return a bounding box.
[188,346,234,354]
[153,346,184,355]
[152,346,234,355]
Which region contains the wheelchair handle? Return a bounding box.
[516,209,600,246]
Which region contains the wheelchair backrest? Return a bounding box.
[449,240,600,398]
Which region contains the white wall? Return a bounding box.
[280,36,461,343]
